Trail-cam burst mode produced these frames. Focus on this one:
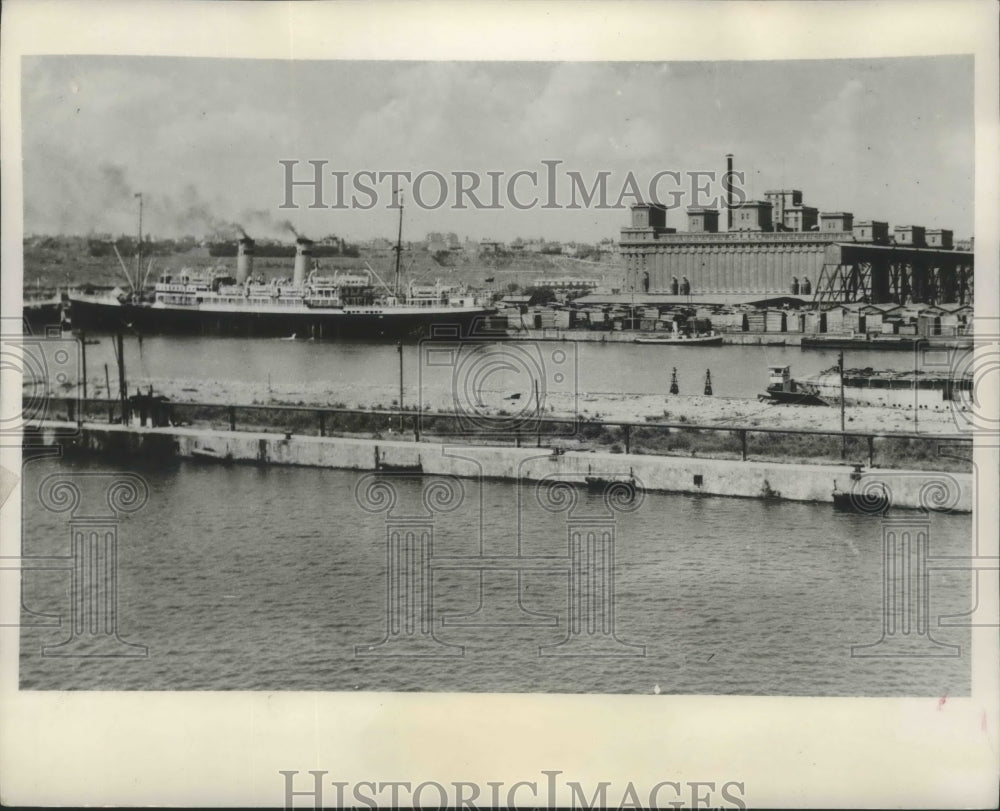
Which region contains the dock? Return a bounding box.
[30,421,972,512]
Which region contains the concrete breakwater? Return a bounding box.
[34,421,972,512]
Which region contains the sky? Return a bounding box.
[20,55,974,243]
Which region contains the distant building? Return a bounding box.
[686,207,720,233]
[764,190,800,229]
[731,200,773,232]
[852,221,890,244]
[925,229,953,249]
[893,225,926,247]
[619,183,972,305]
[820,212,853,232]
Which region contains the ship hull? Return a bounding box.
[70,297,496,340]
[766,374,972,408]
[633,334,723,345]
[764,387,829,406]
[801,335,973,351]
[22,302,64,333]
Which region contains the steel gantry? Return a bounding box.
[813,243,973,306]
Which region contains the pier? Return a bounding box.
[31,420,973,512]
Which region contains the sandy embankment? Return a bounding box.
[49,373,966,436]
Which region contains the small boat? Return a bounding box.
[374,448,423,473]
[832,488,890,514]
[584,474,635,491]
[832,467,889,513]
[584,467,638,497]
[634,332,723,346]
[376,460,424,473]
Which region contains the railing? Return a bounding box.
[28,396,973,472]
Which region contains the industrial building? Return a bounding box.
[617,156,973,306]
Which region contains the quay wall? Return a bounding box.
[503,329,966,348]
[36,422,972,512]
[503,329,802,344]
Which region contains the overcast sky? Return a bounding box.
[21,55,973,243]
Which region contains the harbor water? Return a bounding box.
[55,334,926,402]
[20,454,972,694]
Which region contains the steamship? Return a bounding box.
[70,233,494,340]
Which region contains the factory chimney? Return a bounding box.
[293,237,313,287]
[725,153,734,231]
[235,235,255,284]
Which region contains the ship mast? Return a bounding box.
[135,192,143,297]
[393,191,404,299]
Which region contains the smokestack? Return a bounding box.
[236,235,254,284]
[725,153,734,231]
[293,237,313,287]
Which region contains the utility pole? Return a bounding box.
[104,363,112,423]
[839,350,846,459]
[116,332,128,424]
[913,339,921,435]
[135,192,143,295]
[80,330,88,402]
[393,191,403,299]
[397,341,404,431]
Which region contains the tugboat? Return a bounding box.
[762,364,973,408]
[761,365,828,405]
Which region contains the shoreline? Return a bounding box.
[45,375,970,438]
[503,328,971,350]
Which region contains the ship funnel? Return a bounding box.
[293,237,313,287]
[236,235,255,284]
